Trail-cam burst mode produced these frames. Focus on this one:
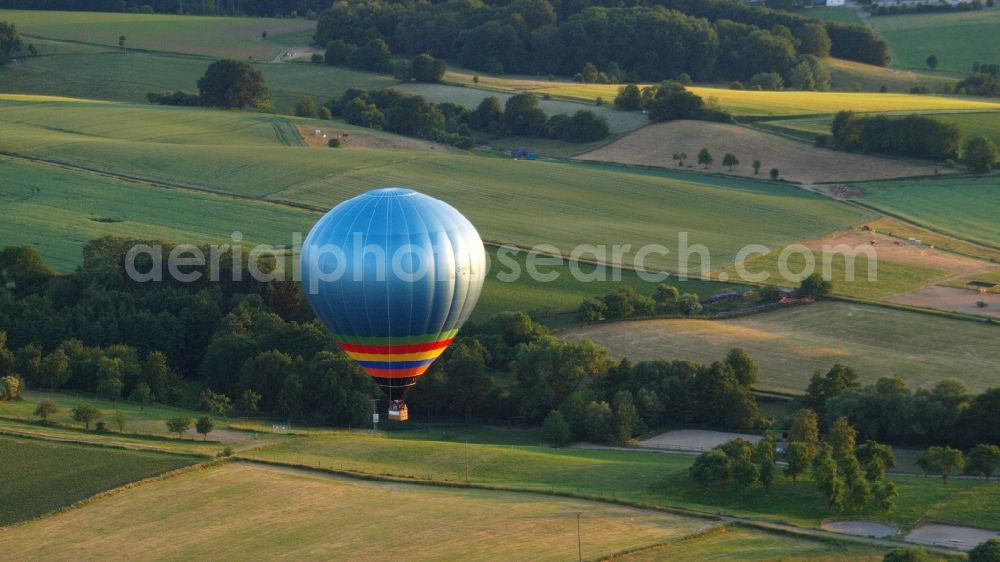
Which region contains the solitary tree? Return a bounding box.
[918,446,965,483]
[672,152,687,167]
[195,416,215,441]
[722,153,739,171]
[72,403,102,430]
[118,35,126,54]
[769,168,780,180]
[926,54,938,70]
[965,136,999,173]
[112,410,128,433]
[129,384,152,411]
[797,272,832,299]
[33,400,59,423]
[697,148,713,168]
[166,416,193,439]
[197,59,269,109]
[752,160,761,175]
[1,22,23,66]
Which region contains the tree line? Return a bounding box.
[800,364,1000,450]
[313,0,888,85]
[829,110,999,170]
[331,88,609,146]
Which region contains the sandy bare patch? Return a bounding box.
[905,524,1000,551]
[298,125,458,152]
[802,229,1000,279]
[576,121,948,183]
[640,429,761,452]
[822,521,897,538]
[892,285,1000,318]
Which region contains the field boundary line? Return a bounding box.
[0,456,228,532]
[0,423,216,457]
[598,522,730,561]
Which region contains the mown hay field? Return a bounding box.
[0,434,198,526]
[562,301,1000,394]
[577,120,945,183]
[0,462,712,561]
[244,431,1000,530]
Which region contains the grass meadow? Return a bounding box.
[0,156,317,271]
[716,247,950,300]
[0,42,393,114]
[0,462,715,560]
[870,9,1000,74]
[242,431,1000,530]
[0,434,198,526]
[0,9,314,59]
[859,175,1000,249]
[805,6,864,24]
[561,301,1000,394]
[0,97,872,273]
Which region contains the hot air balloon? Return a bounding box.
[300,188,486,422]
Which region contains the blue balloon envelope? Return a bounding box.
[300,188,486,395]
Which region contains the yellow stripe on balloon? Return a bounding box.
[344,349,447,362]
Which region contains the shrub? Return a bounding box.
[310,53,323,64]
[328,137,341,148]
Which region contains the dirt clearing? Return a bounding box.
[576,121,947,183]
[822,521,898,538]
[298,125,459,152]
[904,524,1000,550]
[892,286,1000,318]
[639,429,762,452]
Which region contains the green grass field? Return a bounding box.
[871,9,1000,74]
[0,434,197,526]
[826,58,955,93]
[242,431,1000,530]
[859,175,1000,249]
[0,462,715,560]
[0,41,393,114]
[0,10,314,59]
[0,156,317,271]
[806,6,864,24]
[561,301,1000,394]
[0,97,873,273]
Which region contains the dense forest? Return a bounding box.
[2,238,997,450]
[313,0,888,83]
